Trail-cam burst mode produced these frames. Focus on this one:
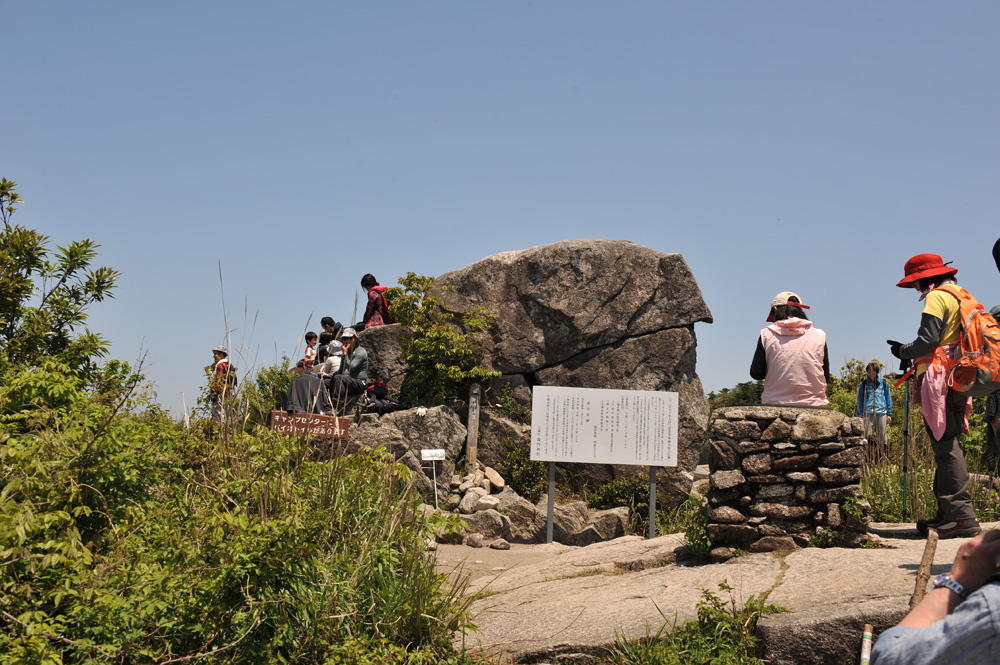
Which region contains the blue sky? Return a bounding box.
[5,1,998,416]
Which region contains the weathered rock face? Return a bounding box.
[349,406,465,496]
[436,239,714,507]
[357,323,407,395]
[435,239,713,372]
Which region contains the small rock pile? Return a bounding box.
[433,465,631,549]
[705,406,870,561]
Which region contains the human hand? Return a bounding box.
[887,339,904,359]
[887,416,892,424]
[949,529,1000,595]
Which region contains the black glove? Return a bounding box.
[887,339,904,359]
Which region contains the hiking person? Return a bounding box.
[304,331,318,365]
[320,316,343,341]
[988,237,1000,475]
[887,253,980,539]
[357,273,393,330]
[857,362,892,449]
[283,361,333,414]
[208,345,234,421]
[328,327,369,412]
[314,339,343,379]
[750,291,830,406]
[870,529,1000,664]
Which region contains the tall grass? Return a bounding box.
[861,395,1000,523]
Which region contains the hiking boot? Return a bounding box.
[916,518,942,537]
[931,519,982,540]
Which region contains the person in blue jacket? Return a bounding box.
[857,361,892,450]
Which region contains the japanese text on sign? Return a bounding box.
[530,387,677,466]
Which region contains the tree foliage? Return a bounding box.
[707,380,764,410]
[386,272,501,406]
[0,178,120,380]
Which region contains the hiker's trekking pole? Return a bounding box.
[902,360,911,521]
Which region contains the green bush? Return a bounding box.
[657,496,712,562]
[386,273,500,406]
[497,439,547,503]
[589,475,654,535]
[608,583,782,665]
[488,383,530,424]
[0,364,481,663]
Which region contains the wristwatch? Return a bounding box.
[933,573,969,600]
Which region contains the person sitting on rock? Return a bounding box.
[315,331,335,365]
[871,529,1000,664]
[320,316,343,341]
[750,291,830,406]
[314,339,343,379]
[328,327,369,412]
[283,360,332,414]
[357,273,393,330]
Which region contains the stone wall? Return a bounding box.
[706,406,870,561]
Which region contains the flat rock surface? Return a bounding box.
[434,522,1000,664]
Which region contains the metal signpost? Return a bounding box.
[530,386,679,543]
[421,448,446,510]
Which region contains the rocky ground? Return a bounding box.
[435,521,998,664]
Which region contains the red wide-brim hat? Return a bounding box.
[896,253,957,288]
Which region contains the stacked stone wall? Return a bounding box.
[706,406,870,561]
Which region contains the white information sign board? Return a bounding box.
[530,386,678,466]
[421,449,447,461]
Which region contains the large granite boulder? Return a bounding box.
[436,239,714,507]
[350,406,465,497]
[357,323,408,396]
[435,239,713,372]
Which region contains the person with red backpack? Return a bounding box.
[888,254,983,539]
[357,273,394,330]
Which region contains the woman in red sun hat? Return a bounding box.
[888,253,980,540]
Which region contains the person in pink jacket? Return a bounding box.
[357,273,393,330]
[750,291,830,406]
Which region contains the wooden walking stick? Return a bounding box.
[910,530,940,609]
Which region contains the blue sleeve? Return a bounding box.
[884,380,892,413]
[856,381,866,417]
[870,584,1000,665]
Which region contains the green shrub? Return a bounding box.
[657,496,712,562]
[589,475,654,535]
[386,273,500,406]
[497,439,547,503]
[489,383,530,423]
[608,583,782,665]
[0,365,480,663]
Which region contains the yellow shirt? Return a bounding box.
[923,286,962,345]
[915,285,962,376]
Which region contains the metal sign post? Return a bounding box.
[648,466,657,539]
[530,386,678,540]
[546,462,556,544]
[421,448,446,510]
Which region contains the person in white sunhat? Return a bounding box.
[750,291,830,406]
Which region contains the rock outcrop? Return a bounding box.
[435,239,714,506]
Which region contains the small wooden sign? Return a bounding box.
[270,411,351,439]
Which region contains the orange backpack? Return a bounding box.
[931,284,1000,396]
